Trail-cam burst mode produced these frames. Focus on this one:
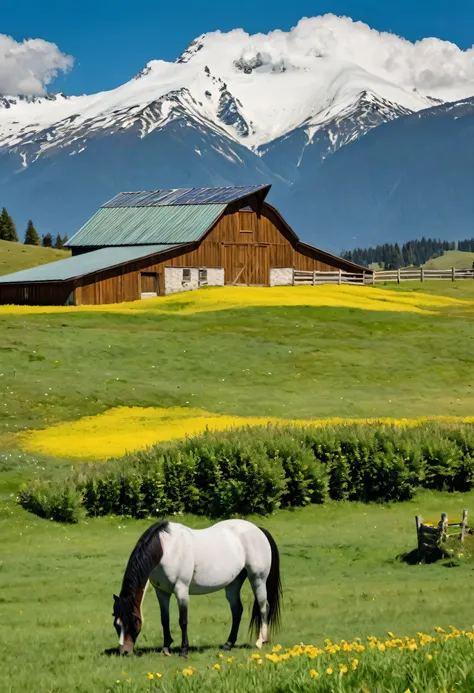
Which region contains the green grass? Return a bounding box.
[2,282,474,691]
[423,250,474,270]
[0,239,70,276]
[2,494,474,692]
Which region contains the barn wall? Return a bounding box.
[0,282,75,306]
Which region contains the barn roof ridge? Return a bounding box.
[101,184,271,209]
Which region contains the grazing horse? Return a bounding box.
[112,519,282,657]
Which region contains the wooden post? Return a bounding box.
[312,270,315,286]
[292,268,295,286]
[452,266,456,282]
[461,509,468,543]
[397,268,401,284]
[416,515,422,555]
[363,271,366,285]
[372,272,375,286]
[421,267,424,283]
[440,512,448,543]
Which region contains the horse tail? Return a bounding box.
[249,527,282,637]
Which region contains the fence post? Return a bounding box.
[312,270,315,286]
[372,272,375,286]
[421,267,424,283]
[397,268,401,284]
[461,509,468,543]
[338,269,342,285]
[452,266,455,282]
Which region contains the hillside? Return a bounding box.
[0,240,70,276]
[423,249,474,269]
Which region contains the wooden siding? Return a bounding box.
[0,281,74,305]
[1,204,360,305]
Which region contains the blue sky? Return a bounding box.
[2,0,474,95]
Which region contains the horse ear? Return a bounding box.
[113,594,119,602]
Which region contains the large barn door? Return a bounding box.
[223,244,269,286]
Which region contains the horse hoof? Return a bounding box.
[255,639,263,650]
[222,643,232,652]
[162,648,172,657]
[179,651,188,659]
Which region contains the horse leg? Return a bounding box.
[223,570,247,650]
[249,576,269,649]
[174,581,190,659]
[155,587,173,656]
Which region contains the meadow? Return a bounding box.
[2,282,474,692]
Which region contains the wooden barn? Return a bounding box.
[0,185,368,306]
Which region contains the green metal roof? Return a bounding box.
[67,204,226,247]
[0,245,182,284]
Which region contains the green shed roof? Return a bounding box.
[67,204,226,247]
[0,244,182,284]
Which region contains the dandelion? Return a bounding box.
[116,681,121,685]
[309,669,319,679]
[388,631,394,637]
[182,667,194,677]
[213,664,221,671]
[155,673,162,678]
[257,659,263,665]
[217,653,224,659]
[251,653,261,660]
[339,664,348,675]
[326,667,333,675]
[272,644,282,653]
[147,673,154,680]
[426,654,433,660]
[351,658,359,670]
[226,657,235,663]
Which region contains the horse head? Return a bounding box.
[113,594,142,655]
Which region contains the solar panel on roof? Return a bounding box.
[102,185,270,208]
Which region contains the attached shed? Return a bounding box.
[0,184,369,305]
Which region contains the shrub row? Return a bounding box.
[19,423,474,522]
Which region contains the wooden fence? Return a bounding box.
[292,268,474,286]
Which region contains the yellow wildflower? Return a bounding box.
[257,659,263,665]
[272,644,282,653]
[326,667,333,675]
[388,631,394,637]
[251,653,260,660]
[351,658,359,670]
[116,681,121,685]
[227,657,235,663]
[377,643,386,652]
[213,664,221,671]
[147,673,154,680]
[218,653,224,659]
[126,679,132,684]
[309,669,319,679]
[182,667,194,677]
[434,627,445,633]
[339,664,348,674]
[426,654,433,661]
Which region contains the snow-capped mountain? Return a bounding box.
[1,15,474,248]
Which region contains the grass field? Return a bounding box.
[423,250,474,270]
[2,282,474,692]
[0,239,70,276]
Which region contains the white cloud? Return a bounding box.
[0,34,74,96]
[224,14,474,95]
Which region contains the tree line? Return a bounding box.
[342,238,474,269]
[0,207,68,249]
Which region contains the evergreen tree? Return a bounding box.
[0,207,18,242]
[24,220,40,246]
[42,233,53,248]
[54,234,64,249]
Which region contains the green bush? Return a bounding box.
[19,480,83,523]
[18,423,474,523]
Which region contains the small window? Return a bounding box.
[182,268,191,283]
[199,269,208,286]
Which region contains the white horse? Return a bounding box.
[112,519,282,657]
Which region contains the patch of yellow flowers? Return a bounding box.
[1,284,472,317]
[20,404,474,459]
[122,626,473,685]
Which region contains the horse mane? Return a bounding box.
[120,521,169,600]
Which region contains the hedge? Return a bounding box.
[18,423,474,523]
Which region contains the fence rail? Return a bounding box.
[292,267,474,286]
